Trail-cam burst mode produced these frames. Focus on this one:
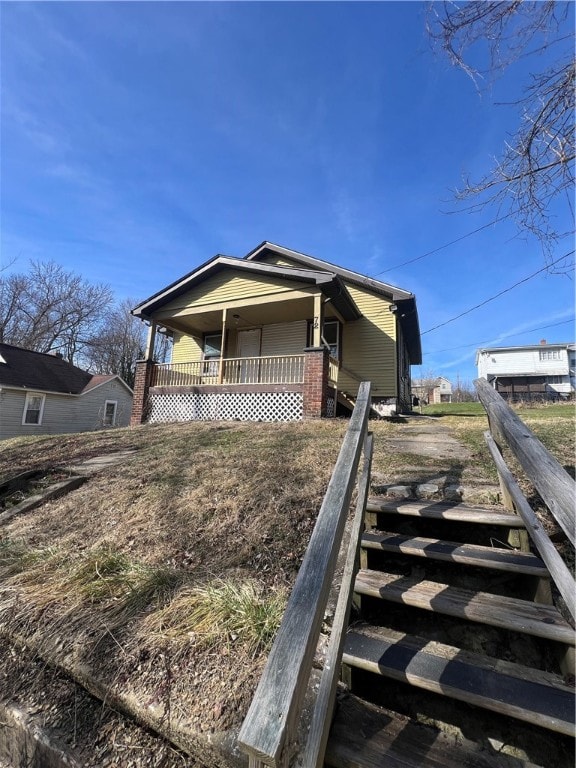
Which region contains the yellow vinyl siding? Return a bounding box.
[160,270,305,313]
[171,333,203,364]
[261,320,307,356]
[257,254,397,395]
[257,255,303,270]
[340,284,396,397]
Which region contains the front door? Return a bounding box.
[237,329,261,383]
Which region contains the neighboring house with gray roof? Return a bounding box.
[0,343,133,440]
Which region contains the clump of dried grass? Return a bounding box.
[0,540,181,626]
[145,578,287,656]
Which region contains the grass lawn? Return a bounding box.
[0,402,573,761]
[421,400,575,478]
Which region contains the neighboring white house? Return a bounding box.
[412,376,452,405]
[0,343,134,440]
[475,340,575,401]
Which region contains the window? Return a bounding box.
[203,333,222,360]
[103,400,117,427]
[308,320,341,359]
[548,376,565,384]
[22,393,45,425]
[539,349,561,361]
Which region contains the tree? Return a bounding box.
[428,1,575,264]
[83,300,173,388]
[0,260,113,362]
[83,299,146,388]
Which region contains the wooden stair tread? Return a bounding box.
[362,531,549,576]
[325,693,544,768]
[355,569,575,646]
[367,499,526,527]
[342,626,575,736]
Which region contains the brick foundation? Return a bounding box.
[303,347,329,418]
[130,359,154,426]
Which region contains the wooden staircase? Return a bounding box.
[326,498,576,768]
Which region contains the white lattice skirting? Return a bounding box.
[147,392,304,423]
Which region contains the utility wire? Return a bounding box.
[421,250,575,335]
[373,212,514,276]
[423,318,575,355]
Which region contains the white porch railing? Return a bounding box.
[151,355,306,387]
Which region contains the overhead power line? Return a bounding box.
[373,213,513,276]
[423,317,575,355]
[421,250,575,335]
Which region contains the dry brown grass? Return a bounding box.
[0,419,347,734]
[1,407,572,744]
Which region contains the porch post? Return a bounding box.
[131,319,157,426]
[144,320,157,360]
[130,359,154,426]
[218,308,227,384]
[303,346,329,419]
[312,293,324,347]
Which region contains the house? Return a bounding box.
[130,242,421,424]
[476,340,575,401]
[412,376,452,405]
[0,343,134,440]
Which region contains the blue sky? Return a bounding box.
[2,1,574,384]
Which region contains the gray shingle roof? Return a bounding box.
[0,344,94,394]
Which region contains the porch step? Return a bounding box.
[354,569,575,645]
[367,499,526,527]
[361,530,548,577]
[338,391,356,413]
[325,693,543,768]
[342,626,575,736]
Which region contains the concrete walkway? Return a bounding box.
[372,416,501,505]
[66,449,138,476]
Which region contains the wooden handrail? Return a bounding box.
[475,378,575,547]
[484,431,575,621]
[238,381,372,768]
[302,431,374,767]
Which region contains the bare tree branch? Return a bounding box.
[428,1,575,264]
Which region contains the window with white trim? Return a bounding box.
[203,333,222,359]
[22,393,45,425]
[103,400,117,426]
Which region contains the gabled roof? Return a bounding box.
[132,253,361,321]
[132,241,422,363]
[0,344,132,395]
[245,242,414,301]
[246,242,422,363]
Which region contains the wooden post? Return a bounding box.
[218,308,227,384]
[485,414,526,550]
[144,320,157,360]
[313,293,323,348]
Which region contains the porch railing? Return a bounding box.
[328,355,339,386]
[151,355,306,387]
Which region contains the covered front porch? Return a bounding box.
[129,254,363,424]
[133,348,340,424]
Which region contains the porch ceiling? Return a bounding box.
[158,295,332,336]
